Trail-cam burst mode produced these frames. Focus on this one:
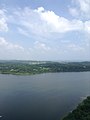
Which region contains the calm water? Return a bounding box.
[0,72,90,120]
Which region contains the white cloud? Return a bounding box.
[0,6,90,60]
[78,0,90,13]
[0,37,24,50]
[0,9,8,32]
[0,37,27,60]
[34,41,51,51]
[9,6,90,40]
[39,9,84,32]
[67,44,85,51]
[10,7,86,37]
[85,21,90,33]
[69,0,90,19]
[28,41,51,58]
[4,6,89,40]
[27,38,89,60]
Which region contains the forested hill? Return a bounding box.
[0,60,90,75]
[62,96,90,120]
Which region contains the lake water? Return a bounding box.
[0,72,90,120]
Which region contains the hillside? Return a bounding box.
[62,96,90,120]
[0,61,90,75]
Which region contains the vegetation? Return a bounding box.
[0,60,90,75]
[0,60,90,119]
[62,96,90,120]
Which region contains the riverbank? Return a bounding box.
[0,61,90,75]
[61,96,90,120]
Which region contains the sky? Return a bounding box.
[0,0,90,61]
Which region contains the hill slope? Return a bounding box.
[62,96,90,120]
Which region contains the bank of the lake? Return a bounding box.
[62,96,90,120]
[0,61,90,75]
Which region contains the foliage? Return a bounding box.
[62,96,90,120]
[0,60,90,75]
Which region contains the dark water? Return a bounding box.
[0,72,90,120]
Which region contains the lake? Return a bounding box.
[0,72,90,120]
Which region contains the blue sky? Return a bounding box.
[0,0,90,61]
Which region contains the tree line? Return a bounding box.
[0,61,90,75]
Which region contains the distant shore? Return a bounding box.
[0,61,90,75]
[0,70,90,76]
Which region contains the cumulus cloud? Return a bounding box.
[28,41,51,59]
[78,0,90,13]
[0,37,27,60]
[0,6,89,60]
[0,37,24,50]
[0,9,8,32]
[38,8,84,32]
[34,41,51,51]
[26,37,89,60]
[10,6,87,37]
[6,6,90,41]
[69,0,90,19]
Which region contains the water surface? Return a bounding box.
[0,72,90,120]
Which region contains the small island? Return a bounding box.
[62,96,90,120]
[0,60,90,75]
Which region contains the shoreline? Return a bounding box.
[0,70,90,76]
[61,96,90,120]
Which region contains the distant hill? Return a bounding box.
[0,60,90,75]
